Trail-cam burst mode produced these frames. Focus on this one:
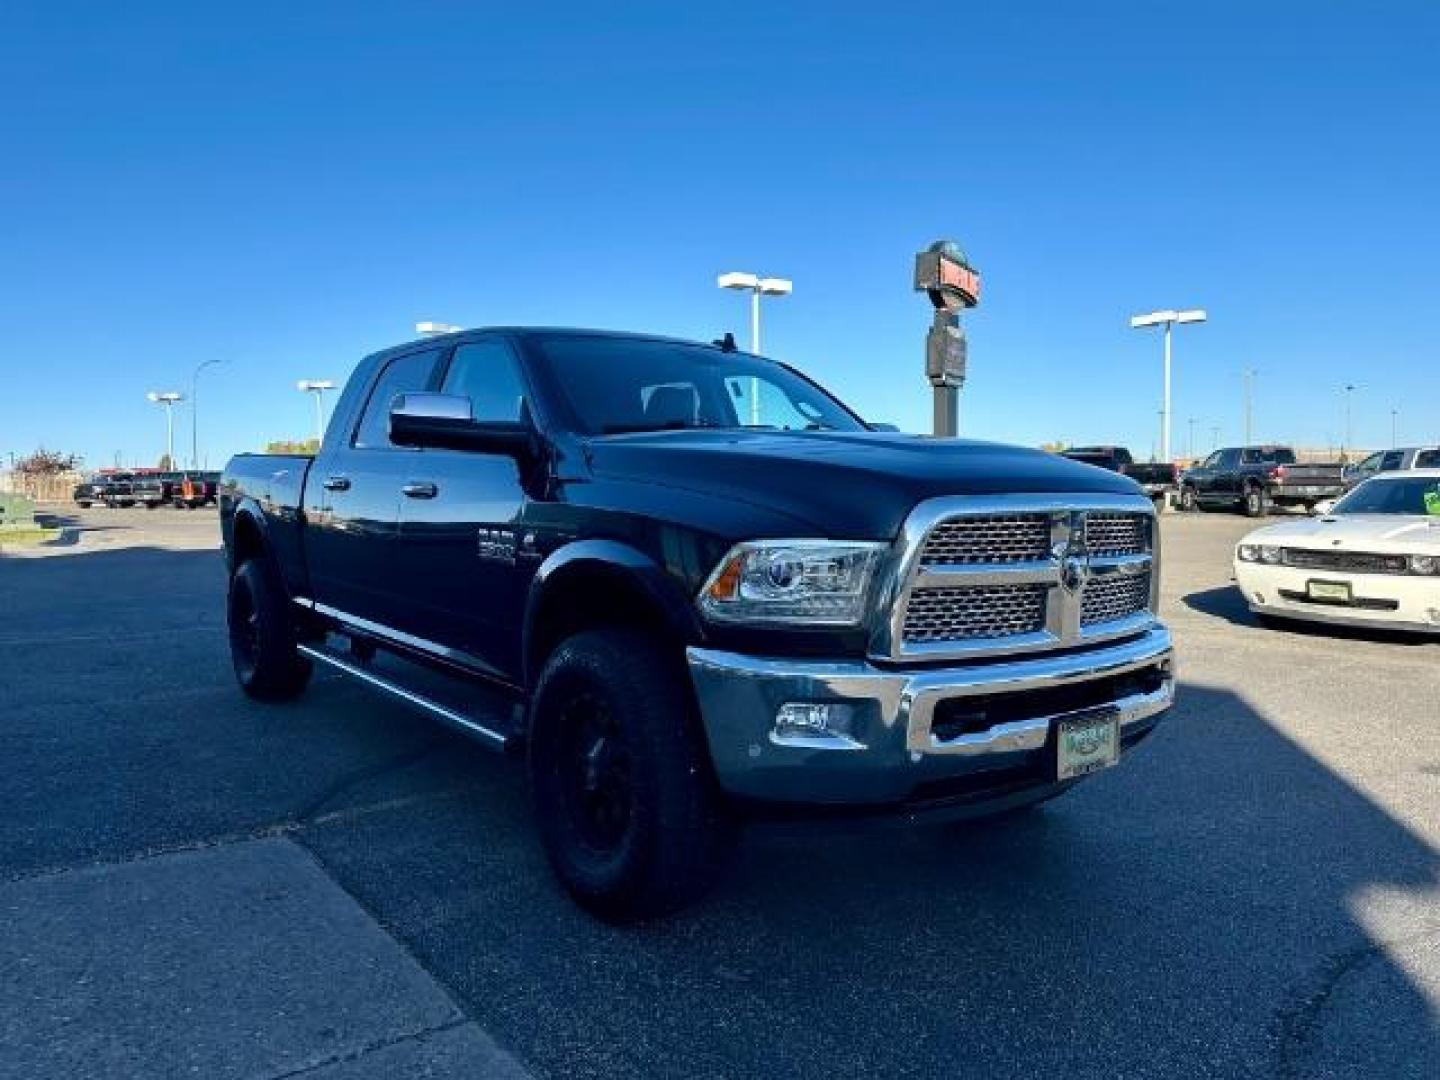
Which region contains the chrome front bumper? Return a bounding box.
[687,625,1174,805]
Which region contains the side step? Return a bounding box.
[298,643,515,752]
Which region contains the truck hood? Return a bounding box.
[584,429,1141,539]
[1243,514,1440,552]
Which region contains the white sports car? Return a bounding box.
[1233,469,1440,634]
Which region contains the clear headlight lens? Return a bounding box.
[699,540,885,625]
[1410,554,1439,575]
[1260,546,1284,564]
[1237,544,1260,562]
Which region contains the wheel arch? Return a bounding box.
[523,540,702,690]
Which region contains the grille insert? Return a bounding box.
[1084,513,1149,557]
[1282,548,1408,575]
[902,584,1049,643]
[1081,574,1151,626]
[919,514,1051,565]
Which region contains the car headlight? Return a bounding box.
[1237,544,1260,562]
[698,540,885,625]
[1410,554,1439,575]
[1260,546,1284,565]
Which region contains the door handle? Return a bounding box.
[402,481,438,499]
[322,475,351,492]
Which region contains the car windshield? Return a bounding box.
[1333,476,1440,516]
[528,336,867,436]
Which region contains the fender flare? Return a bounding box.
[522,539,703,688]
[227,498,275,573]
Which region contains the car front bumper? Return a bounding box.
[1235,561,1440,634]
[686,625,1174,807]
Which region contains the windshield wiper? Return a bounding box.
[599,419,727,435]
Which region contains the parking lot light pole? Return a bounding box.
[146,392,184,469]
[1391,407,1399,448]
[719,272,793,426]
[297,380,336,445]
[1130,309,1206,465]
[191,359,225,471]
[1342,383,1360,460]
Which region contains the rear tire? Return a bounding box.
[227,558,311,702]
[528,628,736,921]
[1244,486,1268,517]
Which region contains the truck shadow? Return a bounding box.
[5,543,1437,1078]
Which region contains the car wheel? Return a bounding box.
[77,501,91,509]
[528,628,737,921]
[227,558,312,702]
[1244,486,1267,517]
[1179,486,1198,512]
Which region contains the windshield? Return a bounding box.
[1333,476,1440,516]
[527,336,867,436]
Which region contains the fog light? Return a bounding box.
[774,702,855,740]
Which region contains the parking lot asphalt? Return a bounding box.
[1,504,1437,1079]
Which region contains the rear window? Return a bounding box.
[1241,447,1295,465]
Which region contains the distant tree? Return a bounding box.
[1039,441,1069,453]
[157,453,174,470]
[15,448,81,476]
[264,438,321,455]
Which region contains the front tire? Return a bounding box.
[227,558,311,701]
[528,628,736,921]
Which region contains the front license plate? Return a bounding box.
[1307,579,1352,603]
[1056,712,1120,781]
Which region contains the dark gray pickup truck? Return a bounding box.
[221,327,1175,917]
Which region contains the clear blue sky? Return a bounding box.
[2,1,1437,469]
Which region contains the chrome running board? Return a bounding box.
[298,643,513,752]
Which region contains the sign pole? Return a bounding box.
[914,240,980,438]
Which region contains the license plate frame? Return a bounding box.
[1306,579,1353,603]
[1055,709,1121,781]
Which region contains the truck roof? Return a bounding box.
[365,327,738,365]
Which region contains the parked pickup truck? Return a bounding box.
[1178,445,1345,516]
[221,328,1175,917]
[1342,446,1440,491]
[1061,445,1178,505]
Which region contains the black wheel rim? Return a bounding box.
[557,691,633,852]
[229,579,261,673]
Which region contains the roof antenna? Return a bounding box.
[712,332,737,352]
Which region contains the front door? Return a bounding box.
[395,337,535,682]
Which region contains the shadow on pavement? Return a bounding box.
[4,543,1438,1078]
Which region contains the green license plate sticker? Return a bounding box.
[1307,580,1352,602]
[1424,488,1440,516]
[1056,712,1120,781]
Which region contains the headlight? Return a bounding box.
[1260,546,1284,565]
[1410,554,1439,575]
[1237,544,1260,562]
[698,540,885,625]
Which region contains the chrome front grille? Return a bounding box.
[1081,573,1152,626]
[878,497,1159,661]
[918,514,1051,565]
[902,584,1048,643]
[1084,513,1149,558]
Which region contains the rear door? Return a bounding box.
[303,347,445,628]
[394,336,534,681]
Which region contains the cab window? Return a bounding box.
[353,349,443,448]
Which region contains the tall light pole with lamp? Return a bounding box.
[297,380,336,445]
[1341,383,1360,460]
[1129,309,1206,466]
[146,391,184,468]
[718,272,793,426]
[191,358,226,470]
